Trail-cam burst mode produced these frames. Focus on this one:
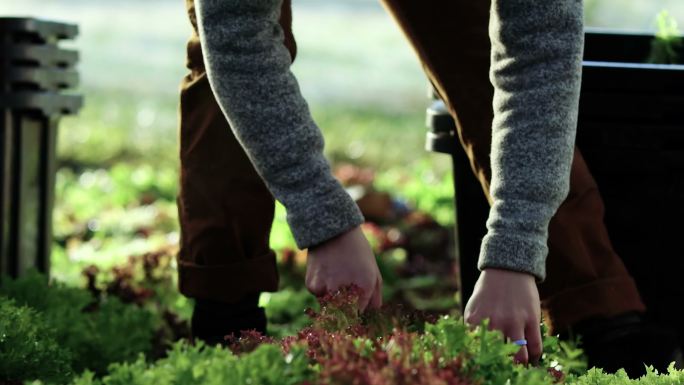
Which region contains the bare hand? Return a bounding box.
[305,226,383,311]
[464,268,542,365]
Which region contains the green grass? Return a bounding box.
[57,89,180,169]
[57,89,445,172]
[584,1,684,30]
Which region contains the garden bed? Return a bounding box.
[2,268,684,385]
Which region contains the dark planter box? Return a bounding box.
[426,30,684,339]
[578,30,684,337]
[0,17,82,278]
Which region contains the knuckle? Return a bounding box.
[306,280,323,294]
[489,314,506,327]
[464,314,479,325]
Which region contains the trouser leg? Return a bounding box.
[379,0,645,333]
[177,0,297,304]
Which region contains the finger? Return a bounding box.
[463,310,484,331]
[357,283,373,312]
[525,320,543,365]
[369,278,383,310]
[504,324,529,365]
[513,342,529,365]
[463,299,484,329]
[487,314,510,334]
[305,277,327,297]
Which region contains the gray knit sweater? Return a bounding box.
[194,0,584,281]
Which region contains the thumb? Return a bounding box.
[357,285,373,312]
[305,275,327,297]
[368,278,383,310]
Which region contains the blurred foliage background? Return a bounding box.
[1,0,683,307]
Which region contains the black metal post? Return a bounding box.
[0,17,82,278]
[425,99,489,312]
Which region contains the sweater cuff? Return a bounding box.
[478,231,547,281]
[286,185,365,250]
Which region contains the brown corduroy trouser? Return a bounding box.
[177,0,645,333]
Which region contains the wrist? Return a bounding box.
[308,226,360,253]
[481,268,536,282]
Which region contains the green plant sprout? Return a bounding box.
[647,10,683,64]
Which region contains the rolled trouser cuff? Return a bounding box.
[178,250,279,303]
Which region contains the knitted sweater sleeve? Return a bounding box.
[193,0,364,249]
[477,0,584,280]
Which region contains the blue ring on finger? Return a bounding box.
[513,339,528,346]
